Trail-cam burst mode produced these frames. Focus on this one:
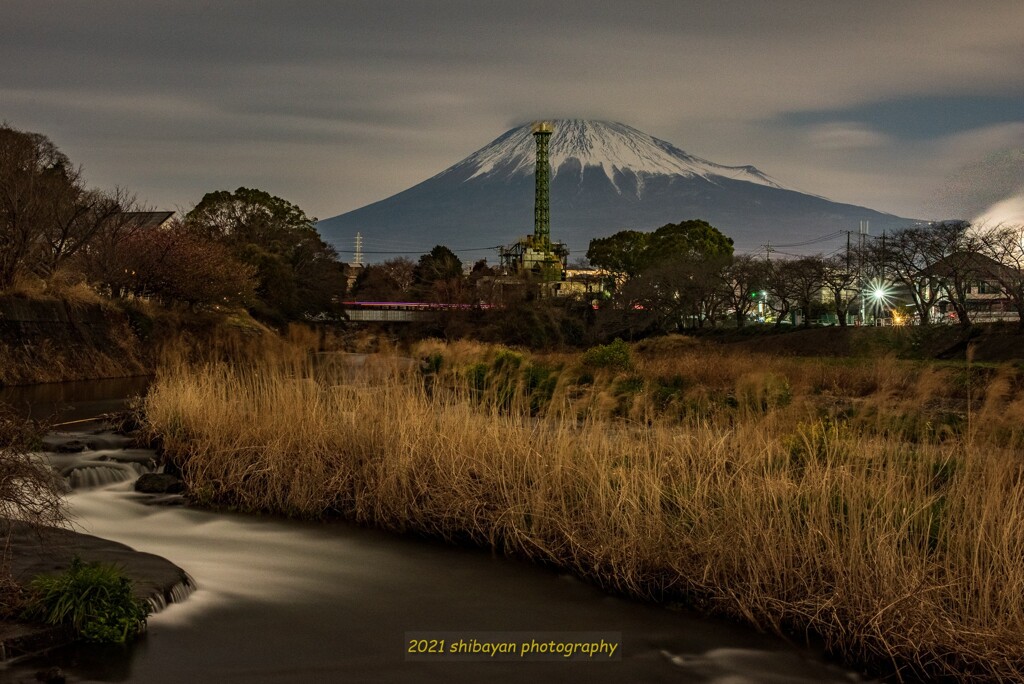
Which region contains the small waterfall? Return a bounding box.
[148,573,198,613]
[9,423,866,683]
[63,460,152,489]
[42,429,158,490]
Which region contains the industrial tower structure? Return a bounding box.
[533,121,553,252]
[499,121,568,281]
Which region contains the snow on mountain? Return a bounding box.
[457,120,784,193]
[317,119,913,258]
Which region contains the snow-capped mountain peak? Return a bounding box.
[457,119,784,192]
[317,117,912,259]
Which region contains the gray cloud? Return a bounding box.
[2,1,1023,222]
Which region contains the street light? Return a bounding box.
[867,278,893,323]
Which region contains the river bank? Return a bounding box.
[0,521,193,663]
[0,411,193,667]
[0,415,865,683]
[3,291,1023,391]
[142,341,1024,682]
[0,297,149,386]
[0,295,282,388]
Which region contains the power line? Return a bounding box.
[769,230,846,248]
[357,245,503,255]
[773,249,820,259]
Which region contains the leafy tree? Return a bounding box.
[186,187,313,246]
[185,188,345,322]
[352,257,415,301]
[114,219,256,309]
[413,245,465,303]
[591,219,734,333]
[586,220,734,280]
[586,229,650,279]
[646,219,734,266]
[415,245,463,283]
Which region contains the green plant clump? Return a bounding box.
[581,338,632,371]
[25,557,151,643]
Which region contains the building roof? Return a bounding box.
[921,251,1021,282]
[121,211,175,230]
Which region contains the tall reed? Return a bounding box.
[144,342,1024,681]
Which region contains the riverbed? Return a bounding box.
[0,381,872,683]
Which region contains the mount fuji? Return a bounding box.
[317,120,913,260]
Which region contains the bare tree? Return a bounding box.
[720,254,768,328]
[764,259,802,328]
[76,199,152,296]
[868,226,941,325]
[0,124,130,289]
[918,221,981,328]
[0,125,68,289]
[976,223,1024,328]
[37,182,127,278]
[822,253,860,326]
[787,256,826,327]
[115,219,257,309]
[0,407,68,544]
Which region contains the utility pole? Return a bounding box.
[859,220,869,324]
[880,229,886,280]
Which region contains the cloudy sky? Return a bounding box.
[3,1,1023,225]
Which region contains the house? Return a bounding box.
[923,251,1021,323]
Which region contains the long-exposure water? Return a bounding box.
[0,380,872,683]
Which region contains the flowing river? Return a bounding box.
[0,380,870,683]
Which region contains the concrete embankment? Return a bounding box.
[0,296,150,386]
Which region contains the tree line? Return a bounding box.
[6,122,1022,338]
[345,216,1024,339]
[585,218,1024,334]
[0,124,346,325]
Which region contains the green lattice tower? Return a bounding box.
[532,122,552,252]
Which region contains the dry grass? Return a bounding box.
[144,340,1024,681]
[4,268,106,306]
[0,406,69,614]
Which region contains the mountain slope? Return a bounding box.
[318,119,912,260]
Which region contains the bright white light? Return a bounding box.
[866,279,893,313]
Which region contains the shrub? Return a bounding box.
[734,371,792,413]
[652,375,689,409]
[614,375,645,395]
[784,418,849,472]
[421,351,444,375]
[523,364,559,416]
[25,557,151,643]
[581,339,632,371]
